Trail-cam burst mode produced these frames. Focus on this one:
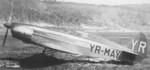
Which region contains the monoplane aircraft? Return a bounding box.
[1,2,148,64]
[2,21,148,64]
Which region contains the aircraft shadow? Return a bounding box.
[0,53,68,68]
[0,53,133,68]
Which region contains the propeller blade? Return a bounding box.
[8,1,13,23]
[2,28,9,47]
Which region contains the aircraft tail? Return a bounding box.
[127,33,148,59]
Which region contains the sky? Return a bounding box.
[60,0,150,5]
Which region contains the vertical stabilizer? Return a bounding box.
[127,33,148,59]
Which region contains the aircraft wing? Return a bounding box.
[32,32,88,55]
[39,39,82,55]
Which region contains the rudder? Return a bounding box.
[127,33,148,58]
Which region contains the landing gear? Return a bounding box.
[42,47,47,54]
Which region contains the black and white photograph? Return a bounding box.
[0,0,150,70]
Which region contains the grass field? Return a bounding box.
[0,31,150,70]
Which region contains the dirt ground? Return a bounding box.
[0,31,150,70]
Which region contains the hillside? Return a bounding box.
[0,0,150,31]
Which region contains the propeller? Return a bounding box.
[2,1,13,47]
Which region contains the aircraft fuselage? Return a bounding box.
[9,23,137,63]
